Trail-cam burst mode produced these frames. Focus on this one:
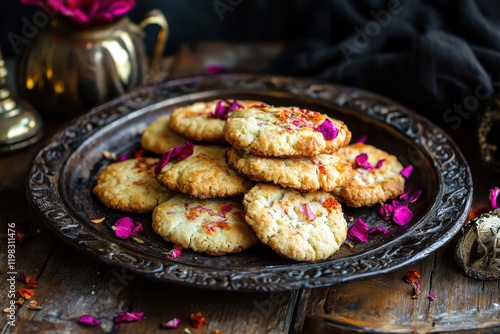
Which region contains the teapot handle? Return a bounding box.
[138,9,168,72]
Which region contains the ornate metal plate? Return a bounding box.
[27,74,472,291]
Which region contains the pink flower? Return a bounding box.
[354,134,367,143]
[161,317,181,329]
[21,0,136,25]
[428,293,436,301]
[112,217,143,239]
[205,64,226,75]
[154,141,194,174]
[399,189,422,204]
[79,315,100,326]
[316,118,338,140]
[209,100,243,120]
[400,165,414,179]
[489,187,500,209]
[114,311,144,323]
[347,218,369,242]
[369,227,389,235]
[378,203,393,220]
[375,159,385,169]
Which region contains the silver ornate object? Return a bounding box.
[0,47,42,153]
[455,209,500,280]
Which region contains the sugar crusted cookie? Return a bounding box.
[243,184,347,262]
[333,142,405,207]
[169,99,266,143]
[152,195,258,255]
[223,106,351,157]
[140,115,187,155]
[93,158,175,213]
[155,145,254,199]
[227,148,354,192]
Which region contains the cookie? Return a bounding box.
[169,99,266,143]
[333,142,405,207]
[226,148,354,192]
[152,195,258,255]
[155,145,254,199]
[140,115,187,155]
[93,158,175,213]
[223,106,351,157]
[243,184,347,262]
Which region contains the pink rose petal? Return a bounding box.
[375,159,385,169]
[391,201,413,226]
[354,153,374,170]
[205,64,226,75]
[489,187,500,209]
[154,142,194,174]
[114,311,144,323]
[79,315,100,326]
[354,134,367,143]
[400,165,414,179]
[369,227,389,235]
[161,317,181,329]
[408,189,422,203]
[165,245,182,259]
[428,294,436,301]
[220,204,233,214]
[347,219,369,242]
[298,203,316,220]
[378,203,394,220]
[317,118,338,140]
[112,217,142,239]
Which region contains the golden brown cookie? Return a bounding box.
[243,184,347,262]
[152,195,258,255]
[155,145,254,199]
[223,106,351,157]
[333,142,405,207]
[169,99,266,143]
[140,115,187,155]
[93,158,175,213]
[226,148,354,192]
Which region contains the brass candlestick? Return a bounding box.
[0,47,42,153]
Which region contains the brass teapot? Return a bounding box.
[16,10,168,118]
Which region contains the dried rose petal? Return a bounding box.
[212,100,229,119]
[298,203,316,221]
[79,315,100,326]
[468,207,489,220]
[402,268,421,284]
[220,204,233,214]
[391,201,413,226]
[399,189,422,203]
[378,203,393,220]
[18,288,35,299]
[489,187,500,209]
[347,219,369,242]
[19,272,27,283]
[112,217,142,239]
[316,118,338,140]
[190,312,207,329]
[428,294,436,301]
[161,317,181,329]
[205,64,226,75]
[369,227,389,235]
[400,165,414,179]
[413,281,421,296]
[375,159,385,169]
[165,245,182,259]
[155,142,194,174]
[227,100,243,111]
[117,153,128,162]
[115,311,144,323]
[354,134,367,143]
[26,277,38,289]
[353,154,373,170]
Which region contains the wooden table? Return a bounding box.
[1,43,499,334]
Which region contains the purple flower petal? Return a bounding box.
[347,219,369,242]
[354,154,374,170]
[161,317,181,329]
[205,64,225,75]
[317,118,338,140]
[227,100,243,111]
[354,134,367,143]
[489,187,500,209]
[400,165,414,179]
[165,245,183,259]
[392,202,413,226]
[115,311,144,323]
[413,281,421,295]
[378,203,393,220]
[154,142,194,174]
[409,189,422,203]
[112,217,142,239]
[369,227,389,234]
[79,315,100,326]
[212,100,229,119]
[375,159,385,169]
[298,203,316,220]
[428,293,436,301]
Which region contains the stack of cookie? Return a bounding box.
[93,99,407,262]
